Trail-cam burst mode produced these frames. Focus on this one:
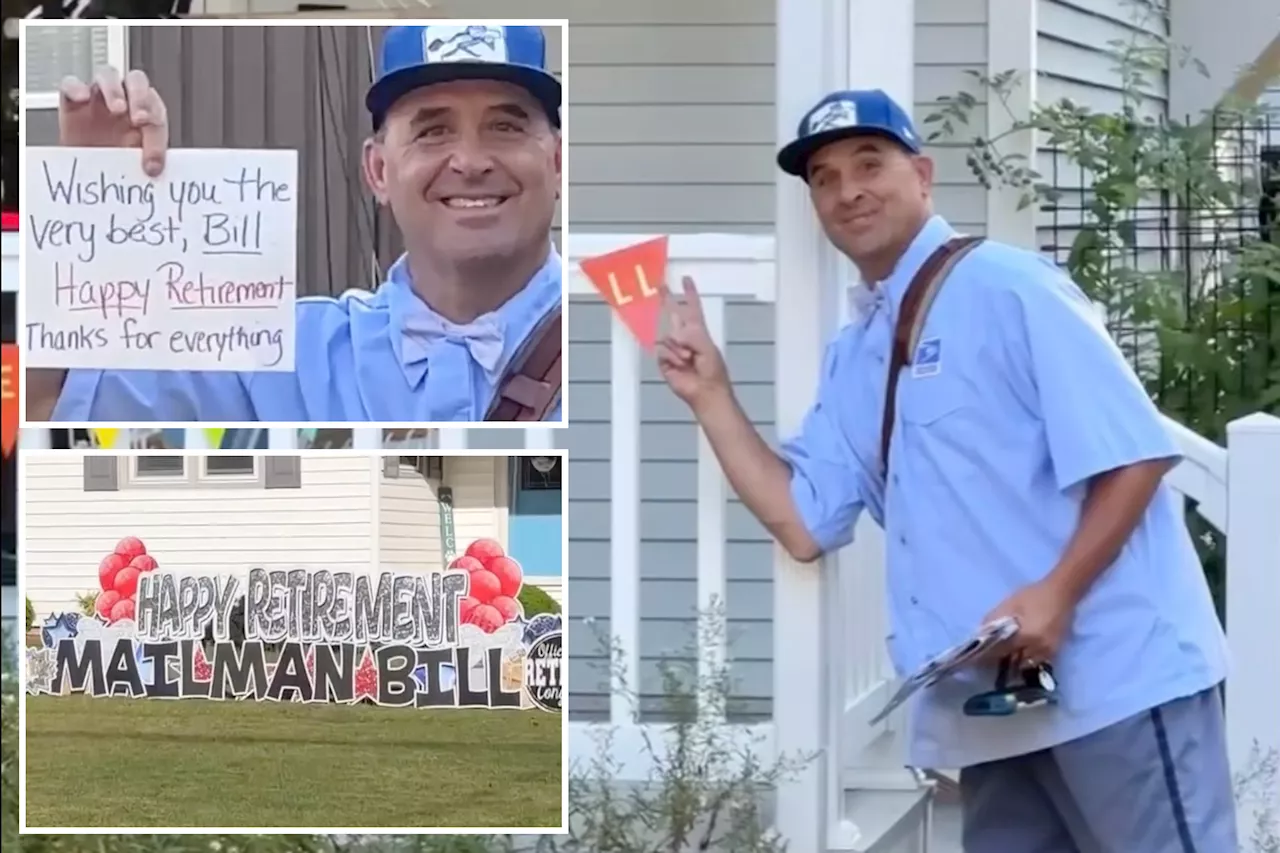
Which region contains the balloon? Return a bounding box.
[468,604,504,633]
[109,598,135,624]
[490,595,521,623]
[98,554,128,592]
[468,569,501,603]
[113,566,141,598]
[449,555,484,573]
[485,556,524,598]
[115,537,147,560]
[95,590,121,620]
[465,538,504,564]
[130,554,158,573]
[458,596,480,624]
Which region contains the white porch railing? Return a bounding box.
[562,233,786,776]
[560,233,1280,844]
[561,233,904,827]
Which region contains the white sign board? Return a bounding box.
[23,147,298,372]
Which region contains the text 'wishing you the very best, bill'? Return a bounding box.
[23,147,299,372]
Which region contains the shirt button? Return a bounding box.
[892,474,899,486]
[910,596,920,605]
[899,535,907,546]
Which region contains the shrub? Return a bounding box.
[74,591,98,618]
[24,598,34,632]
[517,584,561,617]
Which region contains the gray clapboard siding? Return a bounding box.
[1035,0,1171,262]
[916,0,991,232]
[460,0,992,722]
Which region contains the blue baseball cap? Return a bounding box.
[367,24,561,130]
[777,89,921,178]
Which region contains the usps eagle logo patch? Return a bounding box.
[424,25,508,64]
[911,337,942,378]
[807,99,860,135]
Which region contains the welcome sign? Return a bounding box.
[27,564,562,713]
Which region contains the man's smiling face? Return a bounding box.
[363,77,560,266]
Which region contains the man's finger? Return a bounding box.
[656,339,693,364]
[58,76,92,108]
[92,66,127,115]
[680,276,707,320]
[656,342,692,371]
[123,69,153,123]
[135,87,169,178]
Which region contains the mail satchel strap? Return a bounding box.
[878,235,985,478]
[486,306,563,422]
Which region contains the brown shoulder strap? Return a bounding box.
[486,306,563,422]
[879,236,984,479]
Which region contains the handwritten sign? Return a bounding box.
[579,236,668,350]
[23,147,298,372]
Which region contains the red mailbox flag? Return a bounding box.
[579,236,669,351]
[1,344,17,457]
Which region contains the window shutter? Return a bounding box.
[263,456,302,489]
[82,457,119,492]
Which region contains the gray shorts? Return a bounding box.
[959,687,1239,853]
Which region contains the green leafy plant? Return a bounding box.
[549,601,811,852]
[24,598,34,632]
[73,592,98,618]
[1235,742,1280,853]
[923,2,1279,608]
[517,584,562,617]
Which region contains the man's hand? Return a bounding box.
[656,276,730,408]
[59,67,170,177]
[981,578,1075,667]
[25,69,171,419]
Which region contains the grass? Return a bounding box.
[23,695,562,830]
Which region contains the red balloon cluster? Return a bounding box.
[450,538,524,633]
[95,536,158,624]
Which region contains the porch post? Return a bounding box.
[985,0,1038,248]
[1224,413,1280,833]
[773,0,844,848]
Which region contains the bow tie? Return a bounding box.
[401,310,506,374]
[848,284,884,320]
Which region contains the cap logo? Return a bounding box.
[423,25,508,64]
[807,99,860,135]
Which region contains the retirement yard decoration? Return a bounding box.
[26,536,562,714]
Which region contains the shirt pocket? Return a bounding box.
[897,372,968,426]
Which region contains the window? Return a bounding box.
[130,455,257,483]
[397,456,444,480]
[519,456,561,491]
[134,455,185,479]
[22,23,128,110]
[202,456,257,478]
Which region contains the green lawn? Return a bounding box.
[23,695,562,830]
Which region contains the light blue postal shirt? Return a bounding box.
[781,215,1229,770]
[51,249,563,423]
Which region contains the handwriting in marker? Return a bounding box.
[23,147,300,373]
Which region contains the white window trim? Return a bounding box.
[126,455,260,487]
[24,23,129,110]
[199,456,260,482]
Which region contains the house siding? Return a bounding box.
[379,456,503,573]
[1035,0,1170,262]
[22,454,373,618]
[452,0,990,722]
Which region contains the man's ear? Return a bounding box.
[362,136,390,205]
[912,153,935,194]
[554,132,562,200]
